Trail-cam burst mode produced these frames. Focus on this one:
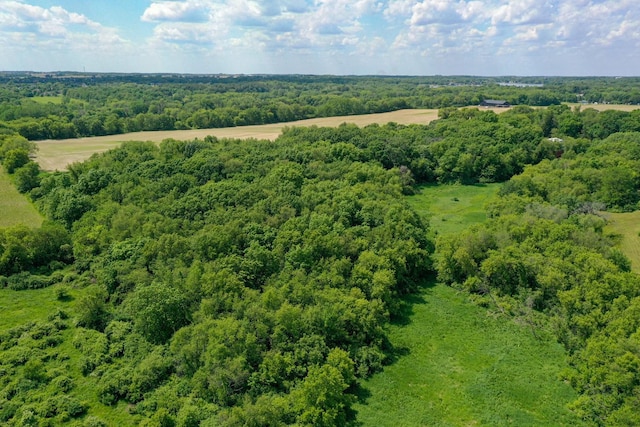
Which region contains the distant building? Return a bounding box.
[480,99,511,107]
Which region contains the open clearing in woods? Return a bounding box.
[0,166,43,228]
[355,184,581,426]
[605,211,640,274]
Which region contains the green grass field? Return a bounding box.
[354,184,583,426]
[28,96,63,105]
[406,183,501,236]
[353,284,581,426]
[0,166,43,227]
[604,211,640,273]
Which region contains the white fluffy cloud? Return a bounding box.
[142,1,210,22]
[0,1,125,48]
[1,0,639,74]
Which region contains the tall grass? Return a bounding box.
[0,166,43,227]
[406,183,501,236]
[354,184,583,426]
[604,211,640,273]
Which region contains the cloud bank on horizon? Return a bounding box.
[1,0,638,75]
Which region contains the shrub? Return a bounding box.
[83,416,108,427]
[2,149,29,173]
[55,285,71,301]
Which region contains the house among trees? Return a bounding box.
[480,99,511,107]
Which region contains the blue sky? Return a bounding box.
[1,0,639,75]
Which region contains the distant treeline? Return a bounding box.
[1,74,640,140]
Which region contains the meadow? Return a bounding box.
[354,184,583,426]
[353,284,581,426]
[604,211,640,273]
[0,283,140,424]
[406,184,501,237]
[0,166,42,227]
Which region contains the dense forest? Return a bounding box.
[1,74,640,425]
[1,73,640,141]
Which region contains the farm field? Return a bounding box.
[566,103,640,112]
[354,184,582,426]
[34,103,640,172]
[34,108,440,171]
[605,211,640,273]
[0,166,43,228]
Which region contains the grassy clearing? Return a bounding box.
[354,284,581,426]
[28,96,63,104]
[406,183,501,236]
[355,184,582,426]
[0,166,43,227]
[604,211,640,273]
[0,285,67,331]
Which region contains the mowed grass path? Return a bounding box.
[605,211,640,273]
[354,184,583,426]
[0,166,43,227]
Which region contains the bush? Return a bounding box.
[2,149,29,173]
[50,375,74,392]
[83,416,109,427]
[22,359,47,383]
[7,273,53,290]
[55,285,71,301]
[75,286,110,331]
[14,161,40,193]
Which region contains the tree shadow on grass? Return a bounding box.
[347,276,437,425]
[345,384,372,426]
[389,275,437,327]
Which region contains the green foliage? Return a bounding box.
[5,74,634,141]
[1,124,436,423]
[438,190,640,424]
[501,132,640,211]
[2,149,29,173]
[75,286,110,331]
[0,222,72,276]
[1,75,639,425]
[126,282,191,344]
[13,161,41,193]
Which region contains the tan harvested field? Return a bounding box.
[34,104,639,171]
[604,211,640,274]
[35,109,441,170]
[567,103,640,112]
